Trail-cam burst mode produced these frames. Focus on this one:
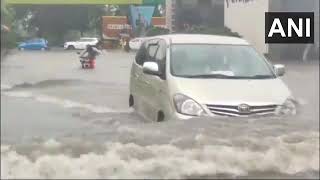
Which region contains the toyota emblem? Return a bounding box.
[238,104,251,113]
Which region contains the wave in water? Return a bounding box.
[1,90,132,114]
[1,132,319,179]
[1,84,13,91]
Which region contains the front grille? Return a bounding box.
[206,104,277,117]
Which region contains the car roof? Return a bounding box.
[151,34,250,45]
[80,37,98,39]
[28,38,45,41]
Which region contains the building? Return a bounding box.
[166,0,319,60]
[166,0,224,32]
[225,0,319,59]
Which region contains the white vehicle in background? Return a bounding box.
[64,37,99,50]
[129,37,149,51]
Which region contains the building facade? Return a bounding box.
[166,0,224,32]
[167,0,319,60]
[225,0,319,59]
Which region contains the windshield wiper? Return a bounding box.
[181,74,275,79]
[248,75,275,79]
[184,74,237,79]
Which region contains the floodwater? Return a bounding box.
[1,50,319,179]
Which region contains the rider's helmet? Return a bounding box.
[86,44,93,51]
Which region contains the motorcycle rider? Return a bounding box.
[79,44,101,68]
[79,44,101,62]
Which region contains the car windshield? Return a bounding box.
[170,44,275,79]
[80,38,95,42]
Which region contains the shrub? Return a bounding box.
[1,31,21,49]
[63,30,81,42]
[145,26,170,37]
[43,32,66,47]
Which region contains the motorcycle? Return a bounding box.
[77,52,96,69]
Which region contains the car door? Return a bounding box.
[77,39,86,49]
[82,39,91,48]
[143,39,169,121]
[130,41,148,118]
[27,39,37,50]
[34,39,43,49]
[139,39,160,121]
[89,38,98,46]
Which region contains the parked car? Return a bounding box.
[128,27,169,50]
[64,37,99,50]
[129,34,297,122]
[18,38,49,51]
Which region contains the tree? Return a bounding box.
[9,5,106,45]
[1,4,20,48]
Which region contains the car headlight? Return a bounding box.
[173,94,206,116]
[275,98,297,116]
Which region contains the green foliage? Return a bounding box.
[1,5,15,24]
[7,5,105,46]
[1,31,19,48]
[1,4,20,49]
[114,5,129,16]
[63,30,81,41]
[145,26,170,37]
[43,32,64,46]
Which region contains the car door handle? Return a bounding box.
[134,74,139,79]
[142,80,150,85]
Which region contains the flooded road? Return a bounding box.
[1,50,319,179]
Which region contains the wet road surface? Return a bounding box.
[1,50,319,179]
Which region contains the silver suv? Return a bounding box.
[129,34,296,122]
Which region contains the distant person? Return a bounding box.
[80,45,101,61]
[79,45,101,69]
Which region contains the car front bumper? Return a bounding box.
[170,111,278,121]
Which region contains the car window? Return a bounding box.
[147,45,159,61]
[35,39,43,43]
[146,39,160,62]
[155,40,167,79]
[79,39,89,42]
[27,39,37,43]
[81,38,96,42]
[170,44,275,79]
[135,42,148,66]
[155,40,166,62]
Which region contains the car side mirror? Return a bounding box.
[143,62,159,76]
[274,64,285,77]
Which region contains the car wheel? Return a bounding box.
[129,95,134,107]
[157,111,165,122]
[67,45,75,50]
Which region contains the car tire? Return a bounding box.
[129,95,134,107]
[67,45,75,50]
[157,111,165,122]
